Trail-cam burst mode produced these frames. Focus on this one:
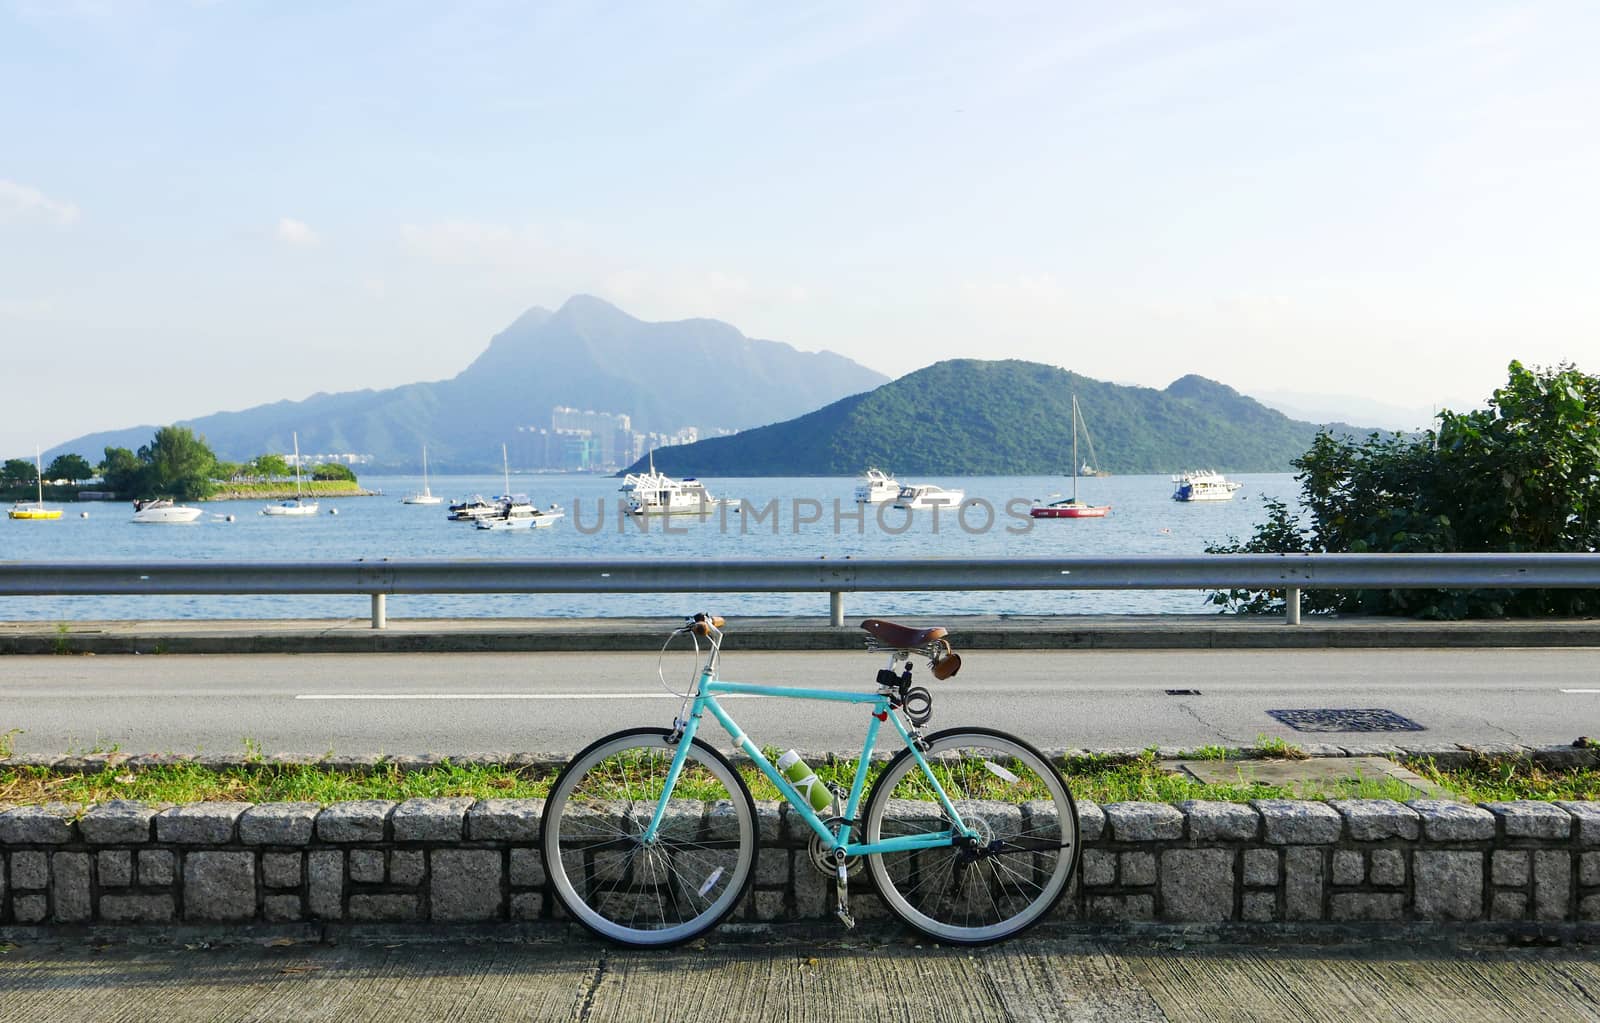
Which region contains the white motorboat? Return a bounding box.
[619,454,727,516]
[402,446,443,505]
[1171,470,1242,502]
[892,484,966,511]
[472,443,562,529]
[131,498,204,524]
[853,468,899,504]
[476,497,565,531]
[262,432,320,516]
[447,495,499,521]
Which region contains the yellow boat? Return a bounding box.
[8,446,62,519]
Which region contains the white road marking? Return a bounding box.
[1559,689,1600,694]
[294,693,759,701]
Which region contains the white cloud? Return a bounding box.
[276,217,319,246]
[0,180,81,226]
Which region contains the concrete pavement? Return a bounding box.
[2,931,1599,1021]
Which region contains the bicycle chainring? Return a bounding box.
[808,818,864,878]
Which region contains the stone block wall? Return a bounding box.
[4,797,1600,930]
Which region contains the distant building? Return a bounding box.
[287,451,372,466]
[506,407,729,470]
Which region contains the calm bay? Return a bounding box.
[0,473,1299,620]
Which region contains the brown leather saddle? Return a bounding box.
[860,618,962,679]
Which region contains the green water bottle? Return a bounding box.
[777,750,833,813]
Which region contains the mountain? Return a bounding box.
[624,360,1381,476]
[47,296,888,470]
[1249,388,1442,432]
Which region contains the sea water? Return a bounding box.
[0,473,1300,620]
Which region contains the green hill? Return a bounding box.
[625,360,1375,476]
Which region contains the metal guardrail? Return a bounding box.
[1,554,1598,629]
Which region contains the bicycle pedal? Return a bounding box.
[835,907,856,929]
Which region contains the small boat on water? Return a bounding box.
[473,443,563,529]
[402,446,443,505]
[447,495,499,521]
[1032,394,1110,519]
[261,433,319,517]
[1171,470,1242,502]
[475,496,565,531]
[619,454,728,516]
[854,468,899,504]
[892,484,965,511]
[131,498,204,524]
[8,448,61,520]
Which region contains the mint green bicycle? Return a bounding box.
[540,613,1082,947]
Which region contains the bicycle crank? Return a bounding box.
[807,818,864,878]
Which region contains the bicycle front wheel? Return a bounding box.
[541,728,757,947]
[862,727,1079,944]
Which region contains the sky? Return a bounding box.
[2,1,1598,457]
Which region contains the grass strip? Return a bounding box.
[9,750,1576,810]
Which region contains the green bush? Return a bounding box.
[1209,361,1600,618]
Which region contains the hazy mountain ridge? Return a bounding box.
[46,297,889,469]
[627,359,1383,476]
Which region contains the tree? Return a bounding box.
[137,426,217,501]
[310,462,356,481]
[45,453,94,483]
[99,447,147,496]
[251,454,290,480]
[1208,361,1600,619]
[2,458,38,487]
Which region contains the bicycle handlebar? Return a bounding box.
[680,612,725,637]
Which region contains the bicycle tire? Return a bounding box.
[861,726,1079,944]
[541,727,758,947]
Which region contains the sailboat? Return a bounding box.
[1031,395,1111,519]
[476,443,563,530]
[260,433,320,516]
[402,446,443,505]
[8,447,62,520]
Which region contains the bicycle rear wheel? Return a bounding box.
[861,727,1079,944]
[541,728,757,947]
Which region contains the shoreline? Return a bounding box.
[202,484,378,501]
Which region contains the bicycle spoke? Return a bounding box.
[864,730,1079,944]
[544,731,756,947]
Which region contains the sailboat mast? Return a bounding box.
[502,443,510,497]
[1070,397,1079,503]
[35,446,44,505]
[293,433,303,499]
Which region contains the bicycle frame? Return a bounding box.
[642,662,975,856]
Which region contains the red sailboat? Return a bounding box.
[1031,394,1110,519]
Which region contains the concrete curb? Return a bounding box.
[5,614,1600,655]
[4,742,1596,775]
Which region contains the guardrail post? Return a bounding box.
[1286,587,1301,626]
[371,593,387,630]
[830,591,843,628]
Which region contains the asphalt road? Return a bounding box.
[3,647,1599,758]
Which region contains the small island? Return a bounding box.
[4,427,376,502]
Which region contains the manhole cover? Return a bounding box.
[1165,689,1201,696]
[1266,708,1425,733]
